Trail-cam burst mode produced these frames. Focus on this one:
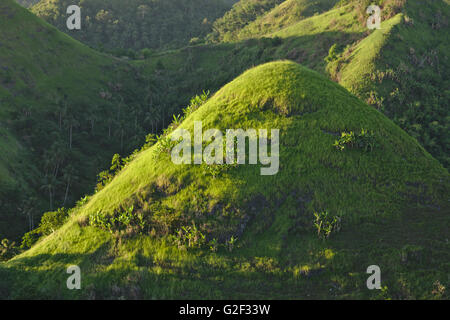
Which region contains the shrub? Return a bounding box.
[175,223,207,249]
[208,238,219,252]
[333,129,376,152]
[313,211,341,240]
[153,134,179,158]
[182,90,210,117]
[88,206,149,236]
[325,44,339,63]
[20,230,40,249]
[0,239,18,261]
[140,48,153,59]
[226,235,238,252]
[189,37,202,46]
[38,208,69,236]
[20,208,69,249]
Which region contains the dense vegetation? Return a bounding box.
[1,61,448,299]
[32,0,237,51]
[0,0,189,240]
[22,0,450,168]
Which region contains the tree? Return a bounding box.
[40,175,59,211]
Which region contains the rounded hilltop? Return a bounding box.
[2,61,448,299]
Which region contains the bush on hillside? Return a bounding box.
[333,129,376,152]
[313,211,341,239]
[20,208,69,249]
[0,239,19,261]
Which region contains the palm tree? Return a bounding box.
[40,175,58,211]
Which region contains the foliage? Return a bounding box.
[328,0,449,167]
[174,223,207,249]
[16,0,39,7]
[20,208,70,249]
[226,235,238,252]
[227,0,340,41]
[19,230,41,250]
[333,129,376,152]
[325,44,339,63]
[313,211,341,239]
[88,206,137,234]
[0,239,18,261]
[0,0,186,240]
[32,0,234,51]
[37,208,70,236]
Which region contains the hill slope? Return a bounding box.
[216,0,340,41]
[0,0,168,240]
[1,61,448,299]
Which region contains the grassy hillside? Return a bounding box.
[32,0,237,51]
[1,61,448,299]
[222,0,340,41]
[327,0,450,167]
[16,0,40,8]
[209,0,286,42]
[0,0,173,240]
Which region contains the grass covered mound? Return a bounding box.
[1,61,448,299]
[229,0,341,40]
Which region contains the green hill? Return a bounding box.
[31,0,237,51]
[209,0,286,42]
[1,61,448,299]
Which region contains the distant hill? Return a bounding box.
[31,0,237,51]
[209,0,286,42]
[2,61,448,299]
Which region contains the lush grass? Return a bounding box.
[1,0,448,300]
[2,61,448,299]
[236,0,341,40]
